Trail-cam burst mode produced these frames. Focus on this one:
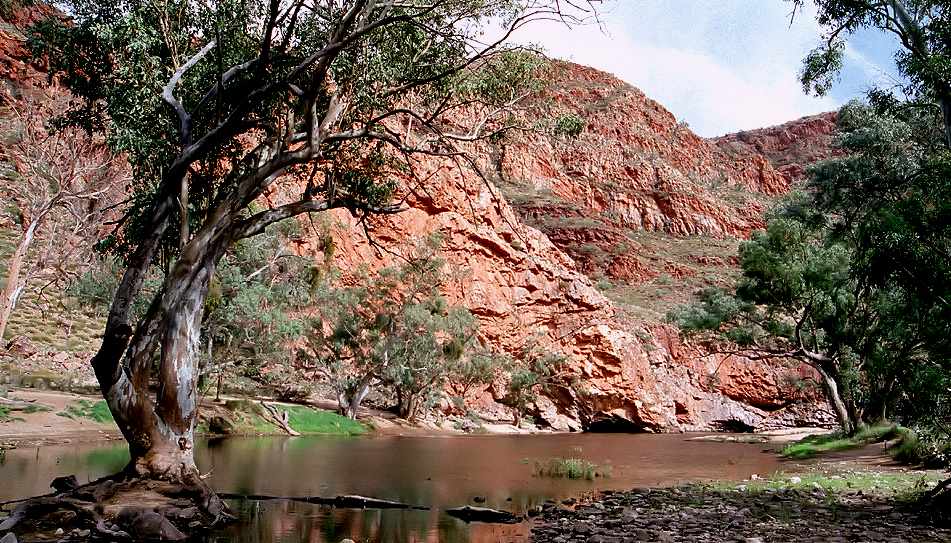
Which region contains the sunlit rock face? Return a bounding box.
[710,112,839,184]
[271,62,837,432]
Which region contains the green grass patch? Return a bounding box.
[781,424,899,459]
[57,399,114,424]
[282,405,367,435]
[0,405,20,423]
[217,401,367,436]
[219,400,274,434]
[532,457,610,480]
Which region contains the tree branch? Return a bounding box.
[162,39,217,145]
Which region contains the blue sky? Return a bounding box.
[509,1,903,136]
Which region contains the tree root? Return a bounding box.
[0,472,235,541]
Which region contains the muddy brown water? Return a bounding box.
[0,433,780,542]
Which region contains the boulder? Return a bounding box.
[50,475,78,493]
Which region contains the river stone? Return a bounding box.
[207,416,235,435]
[117,508,187,541]
[50,475,79,493]
[445,506,520,524]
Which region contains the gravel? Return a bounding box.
[530,487,951,542]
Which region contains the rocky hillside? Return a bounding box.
[712,112,839,183]
[0,7,838,433]
[276,62,839,432]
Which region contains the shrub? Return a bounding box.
[553,113,585,138]
[57,399,114,424]
[532,457,610,480]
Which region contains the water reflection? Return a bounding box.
[0,433,779,542]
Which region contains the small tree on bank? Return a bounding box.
[302,239,480,421]
[503,343,568,427]
[672,100,951,437]
[670,220,866,435]
[202,223,311,397]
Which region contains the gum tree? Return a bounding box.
[302,239,480,421]
[0,92,125,341]
[795,0,951,145]
[28,0,595,502]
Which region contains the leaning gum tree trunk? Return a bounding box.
[815,365,855,435]
[101,205,234,484]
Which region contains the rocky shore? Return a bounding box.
[531,486,951,543]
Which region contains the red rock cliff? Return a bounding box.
[1,9,836,431]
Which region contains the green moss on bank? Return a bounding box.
[217,401,368,436]
[781,424,899,459]
[282,405,367,435]
[0,405,24,423]
[57,399,114,424]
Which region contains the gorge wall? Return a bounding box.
[278,62,839,432]
[0,8,839,432]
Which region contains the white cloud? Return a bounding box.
[503,1,884,136]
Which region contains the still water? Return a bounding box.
[0,433,779,542]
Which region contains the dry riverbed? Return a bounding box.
[0,389,121,448]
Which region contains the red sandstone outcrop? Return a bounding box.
[711,112,839,182]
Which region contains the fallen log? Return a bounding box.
[218,493,428,510]
[0,397,40,410]
[445,505,521,524]
[259,401,300,436]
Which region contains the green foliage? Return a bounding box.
[450,348,506,400]
[800,40,844,96]
[0,405,20,423]
[454,49,547,105]
[204,225,311,381]
[66,258,123,317]
[502,342,568,425]
[20,403,50,414]
[302,237,481,420]
[892,426,951,467]
[796,1,951,108]
[552,113,585,138]
[26,0,555,262]
[673,97,951,438]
